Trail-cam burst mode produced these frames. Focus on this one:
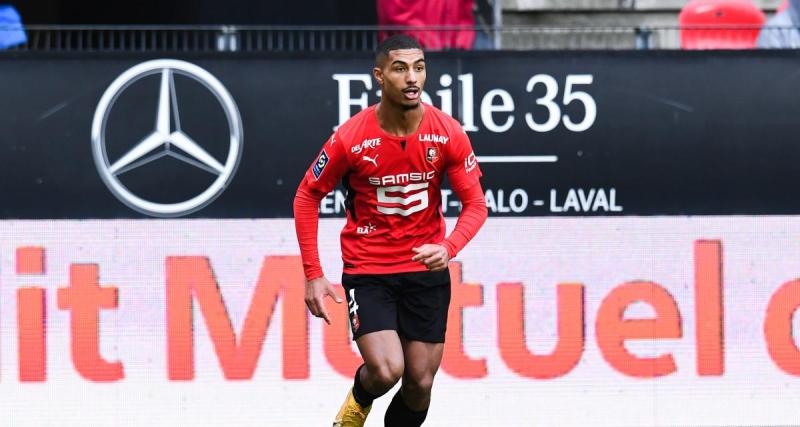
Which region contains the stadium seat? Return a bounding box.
[679,0,766,49]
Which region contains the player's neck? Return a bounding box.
[376,101,424,137]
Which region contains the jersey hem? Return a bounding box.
[342,262,432,275]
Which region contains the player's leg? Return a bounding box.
[384,339,444,427]
[334,274,403,427]
[334,331,404,427]
[355,330,405,398]
[384,269,451,426]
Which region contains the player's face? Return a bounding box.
[374,48,426,110]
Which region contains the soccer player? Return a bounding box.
[293,34,487,427]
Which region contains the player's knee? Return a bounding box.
[404,372,434,396]
[377,362,403,387]
[371,359,404,388]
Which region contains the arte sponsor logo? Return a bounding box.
[368,170,436,186]
[8,240,800,382]
[351,138,381,154]
[419,134,448,144]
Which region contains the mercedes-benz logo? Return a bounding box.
[91,59,243,217]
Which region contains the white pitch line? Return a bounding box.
[477,156,558,163]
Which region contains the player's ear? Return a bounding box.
[373,67,383,86]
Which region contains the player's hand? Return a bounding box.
[411,244,450,272]
[304,276,342,325]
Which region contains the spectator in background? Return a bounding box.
[0,4,26,49]
[757,0,800,48]
[378,0,475,50]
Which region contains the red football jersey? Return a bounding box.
[302,103,482,274]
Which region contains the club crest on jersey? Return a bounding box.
[419,134,448,144]
[426,147,440,164]
[312,150,329,179]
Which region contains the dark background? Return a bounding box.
[9,0,377,25]
[1,50,799,219]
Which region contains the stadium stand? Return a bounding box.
[5,0,794,51]
[757,0,800,47]
[503,0,780,48]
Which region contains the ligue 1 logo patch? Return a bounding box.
[312,150,329,179]
[426,147,439,164]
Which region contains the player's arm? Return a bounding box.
[293,135,349,324]
[440,181,487,258]
[412,182,487,271]
[413,127,487,271]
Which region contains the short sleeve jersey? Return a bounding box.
[302,103,482,275]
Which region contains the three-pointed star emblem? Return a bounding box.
[92,59,243,217]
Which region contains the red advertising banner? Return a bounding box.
[1,217,799,426]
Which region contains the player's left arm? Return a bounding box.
[412,183,486,271]
[413,126,487,271]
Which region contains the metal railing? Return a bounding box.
[1,24,798,52]
[5,25,492,52]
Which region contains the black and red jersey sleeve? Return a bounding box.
[445,126,482,192]
[302,133,351,194]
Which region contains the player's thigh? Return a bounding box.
[397,269,451,343]
[400,338,444,387]
[342,273,400,340]
[356,330,405,379]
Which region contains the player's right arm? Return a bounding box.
[293,134,350,324]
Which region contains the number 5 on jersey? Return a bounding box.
[376,183,429,216]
